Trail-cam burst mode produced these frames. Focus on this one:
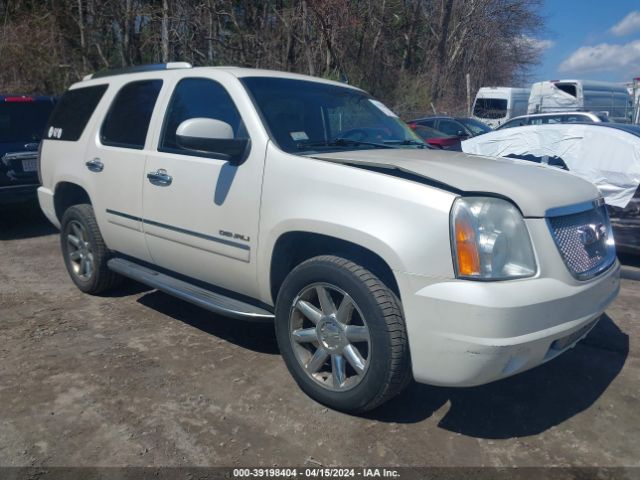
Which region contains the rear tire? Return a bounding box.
[275,255,411,413]
[60,204,122,294]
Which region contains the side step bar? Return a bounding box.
[107,258,274,321]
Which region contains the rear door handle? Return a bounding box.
[85,158,104,172]
[147,168,173,186]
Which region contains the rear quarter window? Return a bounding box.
[45,85,108,141]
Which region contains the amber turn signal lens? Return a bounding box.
[455,217,481,276]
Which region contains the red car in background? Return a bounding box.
[408,123,462,150]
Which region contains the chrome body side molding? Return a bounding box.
[107,258,274,321]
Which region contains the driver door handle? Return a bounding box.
[147,168,173,186]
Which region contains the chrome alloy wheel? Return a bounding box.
[66,220,94,280]
[289,283,371,391]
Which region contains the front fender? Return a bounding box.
[256,146,458,304]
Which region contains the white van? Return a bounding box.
[528,80,633,123]
[472,87,530,128]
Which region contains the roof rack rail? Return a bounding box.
[83,62,192,81]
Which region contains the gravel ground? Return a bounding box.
[0,203,639,468]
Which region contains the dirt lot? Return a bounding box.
[1,203,639,468]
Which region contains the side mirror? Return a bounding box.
[457,130,469,138]
[176,118,249,165]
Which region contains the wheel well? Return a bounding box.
[54,182,91,221]
[270,231,400,303]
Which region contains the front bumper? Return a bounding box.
[397,261,621,387]
[0,183,39,205]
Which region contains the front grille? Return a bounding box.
[548,205,616,280]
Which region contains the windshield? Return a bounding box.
[473,98,508,119]
[242,77,425,153]
[458,117,492,134]
[0,101,54,143]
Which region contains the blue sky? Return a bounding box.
[533,0,640,83]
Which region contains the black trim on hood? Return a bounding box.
[323,161,463,195]
[311,157,531,216]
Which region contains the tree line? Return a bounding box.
[0,0,544,116]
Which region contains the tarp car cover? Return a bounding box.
[461,124,640,209]
[528,81,579,114]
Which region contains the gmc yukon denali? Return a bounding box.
[37,63,620,412]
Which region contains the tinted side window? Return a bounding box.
[500,119,525,129]
[438,120,463,136]
[569,115,590,122]
[418,119,436,128]
[46,85,107,141]
[101,80,162,149]
[542,116,563,124]
[160,78,247,153]
[556,84,577,97]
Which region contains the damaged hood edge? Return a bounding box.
[309,149,601,218]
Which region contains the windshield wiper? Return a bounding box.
[297,138,397,150]
[383,139,429,148]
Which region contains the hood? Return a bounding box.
[310,149,600,218]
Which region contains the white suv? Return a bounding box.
[38,63,620,412]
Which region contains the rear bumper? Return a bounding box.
[397,261,621,387]
[37,186,60,228]
[0,183,38,205]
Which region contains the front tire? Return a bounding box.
[60,204,122,294]
[275,255,411,413]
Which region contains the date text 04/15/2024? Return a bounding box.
[232,468,400,478]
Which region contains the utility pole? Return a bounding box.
[466,73,471,116]
[634,77,640,124]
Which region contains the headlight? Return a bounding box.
[450,197,536,280]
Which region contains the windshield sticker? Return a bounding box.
[369,99,398,118]
[290,131,309,141]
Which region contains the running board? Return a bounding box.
[107,258,274,321]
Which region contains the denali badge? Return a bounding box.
[578,223,607,246]
[219,230,250,242]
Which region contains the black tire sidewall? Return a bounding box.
[60,205,103,293]
[275,258,397,413]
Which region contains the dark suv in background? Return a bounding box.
[1,95,56,205]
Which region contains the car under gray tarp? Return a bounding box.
[462,123,640,253]
[462,123,640,209]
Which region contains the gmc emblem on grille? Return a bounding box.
[577,223,607,246]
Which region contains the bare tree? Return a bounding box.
[0,0,544,116]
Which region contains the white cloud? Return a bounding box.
[558,40,640,74]
[518,35,555,52]
[611,11,640,37]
